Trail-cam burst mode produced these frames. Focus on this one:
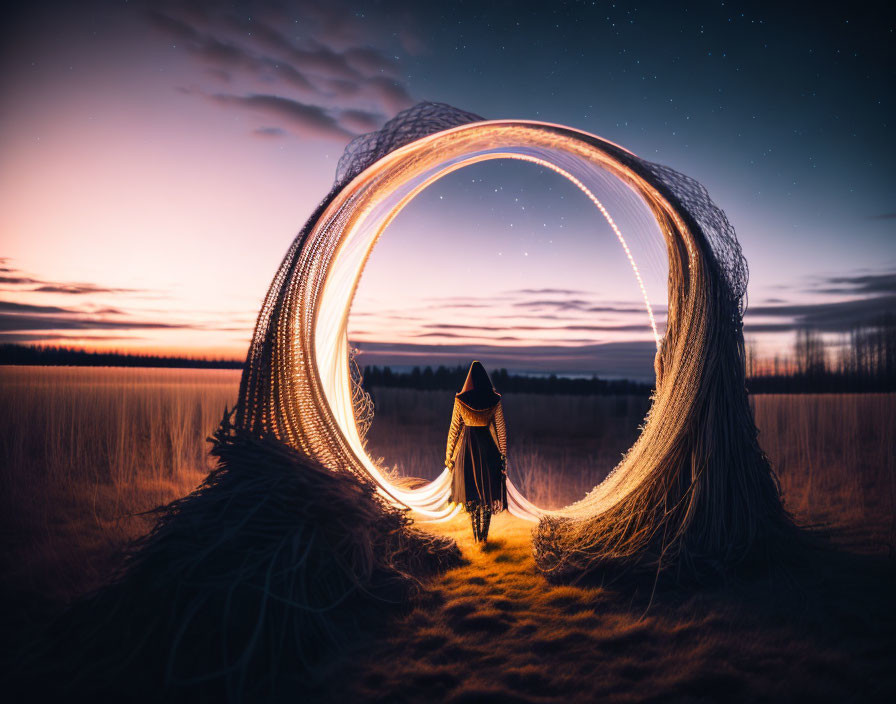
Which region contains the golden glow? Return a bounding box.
[254,120,700,523]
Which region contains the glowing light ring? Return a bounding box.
[311,144,665,522]
[502,153,661,347]
[238,117,726,524]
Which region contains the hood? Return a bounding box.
[455,360,501,410]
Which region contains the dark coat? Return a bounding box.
[445,362,508,512]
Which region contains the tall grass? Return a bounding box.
[1,368,892,599]
[0,366,240,598]
[751,393,896,544]
[369,389,896,534]
[365,388,650,509]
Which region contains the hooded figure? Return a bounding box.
[445,361,508,542]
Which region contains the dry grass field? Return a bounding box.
[1,367,894,701]
[365,387,652,509]
[366,387,896,539]
[0,367,235,600]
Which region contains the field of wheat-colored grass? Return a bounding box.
[366,387,895,538]
[2,367,894,701]
[1,367,893,601]
[751,393,895,544]
[0,367,238,598]
[365,388,652,510]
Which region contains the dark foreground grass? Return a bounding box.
[1,376,894,702]
[325,512,896,703]
[5,414,460,703]
[6,509,893,702]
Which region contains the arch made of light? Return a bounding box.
[242,120,707,523]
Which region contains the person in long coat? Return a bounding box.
[445,361,508,543]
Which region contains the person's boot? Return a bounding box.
[476,506,485,542]
[470,511,479,542]
[481,508,491,543]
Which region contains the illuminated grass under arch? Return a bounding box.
[238,104,792,578]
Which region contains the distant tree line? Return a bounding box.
[746,314,896,393]
[1,344,653,395]
[360,364,653,396]
[0,344,243,370]
[5,313,895,395]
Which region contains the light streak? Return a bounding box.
[246,120,699,524]
[493,153,660,349]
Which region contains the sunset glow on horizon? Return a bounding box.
[2,1,893,378]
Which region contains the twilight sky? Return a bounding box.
[1,0,893,379]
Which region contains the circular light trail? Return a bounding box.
[315,154,662,521]
[238,106,792,580]
[241,120,701,523]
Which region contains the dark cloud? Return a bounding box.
[589,304,666,315]
[814,272,896,296]
[195,36,248,66]
[0,301,71,315]
[565,324,652,333]
[237,18,295,56]
[513,299,593,311]
[421,323,486,331]
[256,58,316,92]
[205,67,232,83]
[280,43,359,81]
[149,11,277,80]
[745,294,896,333]
[339,108,384,134]
[742,323,807,334]
[150,12,361,102]
[147,6,414,130]
[505,290,665,316]
[323,78,362,98]
[742,269,896,333]
[365,76,415,113]
[509,288,590,295]
[0,313,190,332]
[442,303,493,309]
[0,264,147,296]
[32,283,141,295]
[422,322,652,334]
[505,312,564,320]
[504,291,658,314]
[253,126,287,138]
[212,94,353,140]
[414,332,526,341]
[0,278,189,335]
[352,340,658,380]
